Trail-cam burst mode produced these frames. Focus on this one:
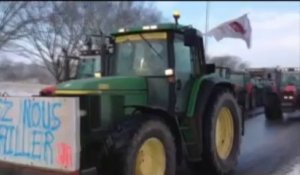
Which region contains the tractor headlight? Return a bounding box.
[289,96,294,100]
[94,72,102,78]
[118,28,125,33]
[165,68,174,76]
[284,96,288,100]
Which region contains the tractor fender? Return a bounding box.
[125,105,183,165]
[193,78,236,123]
[187,76,235,118]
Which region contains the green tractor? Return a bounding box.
[246,68,270,109]
[39,12,244,175]
[75,49,102,79]
[66,36,106,80]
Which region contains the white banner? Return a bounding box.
[0,97,80,172]
[205,14,252,49]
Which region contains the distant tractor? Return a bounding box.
[246,68,274,109]
[4,12,245,175]
[280,68,300,112]
[264,67,300,120]
[40,39,104,96]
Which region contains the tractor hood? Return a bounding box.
[55,76,147,93]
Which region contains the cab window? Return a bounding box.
[174,34,192,74]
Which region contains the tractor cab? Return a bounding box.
[96,12,215,112]
[215,66,230,79]
[107,17,210,78]
[72,35,109,80]
[76,49,102,79]
[278,67,300,112]
[40,40,103,95]
[280,67,300,88]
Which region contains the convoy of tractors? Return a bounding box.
[2,12,300,175]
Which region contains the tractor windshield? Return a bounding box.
[112,32,168,76]
[281,72,300,87]
[77,55,101,79]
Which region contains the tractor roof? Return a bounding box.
[112,22,203,37]
[280,67,300,72]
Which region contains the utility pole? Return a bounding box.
[204,1,210,51]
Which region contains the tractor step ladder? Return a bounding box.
[179,123,202,161]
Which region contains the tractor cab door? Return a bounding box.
[173,33,199,114]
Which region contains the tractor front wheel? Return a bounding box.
[101,118,176,175]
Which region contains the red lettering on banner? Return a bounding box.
[57,143,73,168]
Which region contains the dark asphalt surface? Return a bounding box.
[1,108,300,175]
[177,108,300,175]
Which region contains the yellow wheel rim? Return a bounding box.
[215,107,234,160]
[135,137,166,175]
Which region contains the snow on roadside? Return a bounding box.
[274,156,300,175]
[0,81,50,96]
[286,163,300,175]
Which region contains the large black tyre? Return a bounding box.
[188,88,242,175]
[264,93,283,121]
[100,117,176,175]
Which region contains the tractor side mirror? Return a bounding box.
[206,64,216,74]
[84,36,93,51]
[184,28,197,46]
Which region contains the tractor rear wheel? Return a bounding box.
[101,117,176,175]
[264,93,283,120]
[189,88,242,175]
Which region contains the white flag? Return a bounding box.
[205,14,252,49]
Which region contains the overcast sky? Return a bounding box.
[155,1,300,68]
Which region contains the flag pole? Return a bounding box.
[204,1,210,51]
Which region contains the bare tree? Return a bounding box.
[207,55,249,71]
[0,2,35,50]
[80,1,162,46]
[18,1,162,82]
[15,1,87,82]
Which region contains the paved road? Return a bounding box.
[177,110,300,175]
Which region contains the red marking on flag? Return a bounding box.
[57,143,73,168]
[229,21,246,34]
